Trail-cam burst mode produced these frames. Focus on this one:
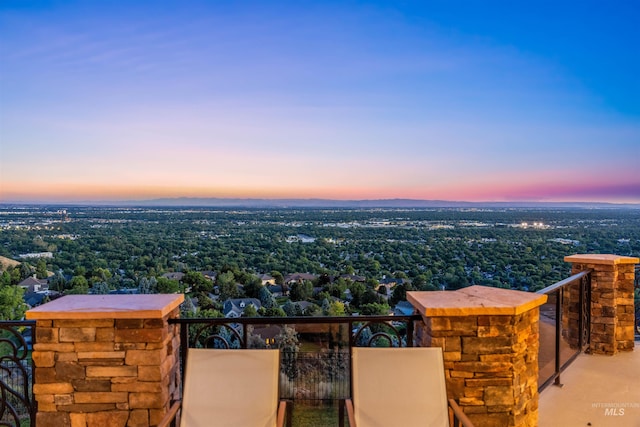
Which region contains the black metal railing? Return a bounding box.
[171,314,421,400]
[536,270,591,391]
[0,320,36,427]
[635,266,640,340]
[171,314,421,427]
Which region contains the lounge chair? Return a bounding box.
[158,349,287,427]
[345,347,474,427]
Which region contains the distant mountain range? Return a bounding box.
[6,197,638,209]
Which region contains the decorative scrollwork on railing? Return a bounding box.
[0,321,35,427]
[352,320,406,347]
[190,321,244,349]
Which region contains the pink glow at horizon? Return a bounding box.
[2,177,639,204]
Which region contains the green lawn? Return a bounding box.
[291,403,349,427]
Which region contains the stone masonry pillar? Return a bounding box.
[408,286,547,427]
[564,254,638,355]
[27,294,184,427]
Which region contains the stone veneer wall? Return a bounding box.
[416,308,540,427]
[564,254,638,355]
[29,299,181,427]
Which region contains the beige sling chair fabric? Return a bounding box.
[168,349,283,427]
[349,347,451,427]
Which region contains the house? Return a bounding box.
[258,274,275,286]
[340,274,366,283]
[393,301,416,316]
[380,277,410,287]
[266,285,284,297]
[24,292,48,307]
[18,276,49,293]
[379,277,410,295]
[200,271,217,281]
[284,273,318,285]
[251,325,283,346]
[162,272,184,281]
[375,283,392,297]
[223,298,262,318]
[24,288,60,308]
[293,301,315,314]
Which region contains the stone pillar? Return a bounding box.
[408,286,547,427]
[27,294,184,427]
[564,254,638,355]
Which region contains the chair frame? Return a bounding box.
[156,349,288,427]
[344,347,475,427]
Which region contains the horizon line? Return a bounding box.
[1,196,639,208]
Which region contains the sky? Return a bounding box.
[1,0,639,204]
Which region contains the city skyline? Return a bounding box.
[1,1,639,204]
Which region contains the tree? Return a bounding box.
[8,267,20,286]
[137,277,158,294]
[247,325,267,349]
[180,296,197,318]
[258,286,278,309]
[49,272,67,292]
[242,304,258,317]
[184,271,212,294]
[349,282,366,308]
[1,271,12,287]
[157,277,181,293]
[91,282,110,294]
[242,276,262,299]
[377,285,388,297]
[217,271,240,300]
[360,302,390,315]
[283,300,301,317]
[74,266,87,278]
[289,280,313,302]
[19,263,33,280]
[326,301,346,316]
[303,303,322,316]
[361,289,382,305]
[262,307,287,317]
[390,282,414,305]
[270,271,284,285]
[36,259,48,279]
[0,285,27,320]
[67,276,89,294]
[90,267,112,283]
[277,326,300,380]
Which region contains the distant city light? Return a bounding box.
[519,222,546,229]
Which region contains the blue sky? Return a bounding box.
[1,1,639,202]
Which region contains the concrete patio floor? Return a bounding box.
[539,348,640,427]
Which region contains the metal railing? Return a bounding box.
[536,270,591,391]
[0,320,36,427]
[635,266,640,340]
[171,314,420,396]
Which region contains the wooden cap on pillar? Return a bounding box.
[407,285,547,317]
[26,294,184,320]
[564,254,639,265]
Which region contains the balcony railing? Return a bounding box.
[170,314,421,400]
[536,270,592,391]
[0,320,36,427]
[170,314,421,427]
[635,266,640,339]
